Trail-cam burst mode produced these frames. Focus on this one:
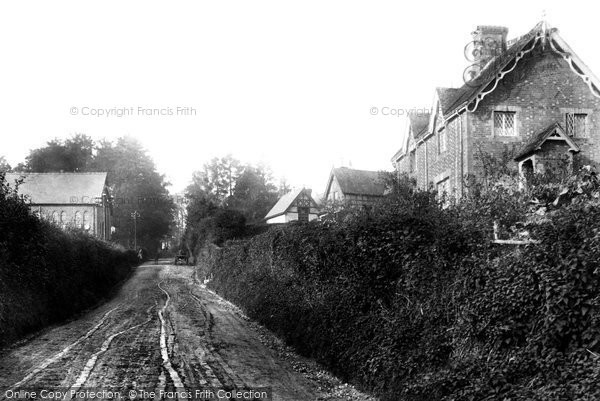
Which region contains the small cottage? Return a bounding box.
[264,187,320,224]
[324,167,386,207]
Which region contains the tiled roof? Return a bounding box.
[436,87,463,116]
[330,167,386,197]
[514,122,580,161]
[5,172,108,204]
[409,112,431,140]
[391,112,431,162]
[441,22,544,118]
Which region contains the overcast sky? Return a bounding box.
[1,0,597,196]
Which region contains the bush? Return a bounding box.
[0,172,138,346]
[198,179,600,400]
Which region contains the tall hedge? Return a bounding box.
[0,173,138,346]
[200,190,600,400]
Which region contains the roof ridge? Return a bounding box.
[437,21,545,118]
[334,166,379,172]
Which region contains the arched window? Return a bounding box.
[83,211,90,230]
[52,211,59,223]
[75,211,82,227]
[60,211,67,226]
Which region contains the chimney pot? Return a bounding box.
[471,25,508,69]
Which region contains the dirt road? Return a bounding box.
[0,263,374,401]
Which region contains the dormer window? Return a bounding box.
[565,113,587,137]
[494,111,516,136]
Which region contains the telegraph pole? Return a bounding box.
[131,210,140,250]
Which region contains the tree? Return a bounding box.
[230,164,279,223]
[90,137,175,253]
[183,158,281,252]
[277,177,291,196]
[22,134,95,172]
[16,134,175,254]
[0,156,11,172]
[192,155,242,204]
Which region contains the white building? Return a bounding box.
[264,187,320,224]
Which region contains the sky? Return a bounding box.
[1,0,598,196]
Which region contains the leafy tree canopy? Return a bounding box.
[184,156,284,251]
[15,135,174,254]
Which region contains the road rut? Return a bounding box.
[0,263,375,401]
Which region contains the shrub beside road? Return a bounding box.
[200,172,600,400]
[0,172,138,347]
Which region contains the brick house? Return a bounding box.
[5,172,113,240]
[391,21,600,194]
[324,167,386,206]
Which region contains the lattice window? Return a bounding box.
[409,150,416,173]
[494,111,516,136]
[566,113,587,137]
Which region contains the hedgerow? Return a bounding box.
[0,172,138,346]
[199,169,600,400]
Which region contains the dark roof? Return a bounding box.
[4,172,108,204]
[436,87,463,116]
[264,188,317,220]
[329,167,386,197]
[391,112,431,161]
[409,112,431,140]
[514,122,580,161]
[440,22,545,118]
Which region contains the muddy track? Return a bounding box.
[0,263,375,401]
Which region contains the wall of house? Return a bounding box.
[266,211,319,225]
[394,131,418,181]
[31,204,110,240]
[534,140,574,174]
[413,115,465,194]
[266,214,287,224]
[326,176,344,202]
[394,155,411,179]
[398,46,600,191]
[467,49,600,175]
[344,194,383,206]
[415,140,427,189]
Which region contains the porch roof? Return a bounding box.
[514,122,580,162]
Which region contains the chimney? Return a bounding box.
[471,25,508,69]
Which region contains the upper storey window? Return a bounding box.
[566,112,588,138]
[494,111,516,136]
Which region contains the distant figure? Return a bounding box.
[137,248,143,262]
[174,249,188,265]
[155,249,160,265]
